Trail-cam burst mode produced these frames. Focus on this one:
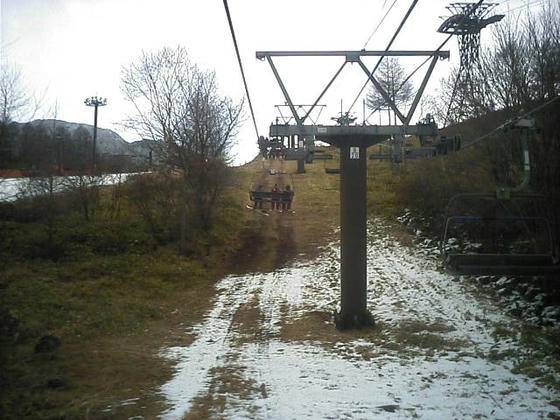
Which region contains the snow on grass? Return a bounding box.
[0,173,144,202]
[159,219,559,419]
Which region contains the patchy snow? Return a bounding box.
[0,173,146,202]
[159,219,559,419]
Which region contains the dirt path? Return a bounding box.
[158,218,560,419]
[228,158,332,275]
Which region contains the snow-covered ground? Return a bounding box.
[158,219,560,419]
[0,173,144,202]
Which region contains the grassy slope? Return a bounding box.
[2,146,559,417]
[0,154,344,418]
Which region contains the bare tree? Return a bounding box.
[121,46,243,252]
[525,1,560,102]
[365,57,414,125]
[60,174,102,222]
[458,1,560,243]
[0,60,46,174]
[68,126,93,171]
[0,63,35,125]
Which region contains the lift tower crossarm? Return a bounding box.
[270,123,439,138]
[256,50,449,58]
[257,50,449,126]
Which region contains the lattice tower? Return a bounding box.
[438,2,504,120]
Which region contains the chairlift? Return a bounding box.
[440,117,559,276]
[321,149,340,174]
[248,160,295,211]
[325,168,341,174]
[258,136,285,159]
[441,192,559,276]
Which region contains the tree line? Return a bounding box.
[1,45,242,256]
[1,122,91,173]
[395,1,560,245]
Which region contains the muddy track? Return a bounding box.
[229,159,298,274]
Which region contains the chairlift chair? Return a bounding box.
[321,149,340,174]
[441,192,559,276]
[440,117,559,276]
[248,162,295,210]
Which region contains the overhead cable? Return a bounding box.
[498,0,545,13]
[460,96,560,149]
[361,0,485,125]
[222,0,260,140]
[362,0,400,50]
[349,0,419,116]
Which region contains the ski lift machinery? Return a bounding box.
[269,104,331,172]
[441,117,560,276]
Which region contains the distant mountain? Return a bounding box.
[0,119,159,171]
[24,119,150,158]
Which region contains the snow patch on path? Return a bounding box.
[159,219,559,419]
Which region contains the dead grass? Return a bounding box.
[280,310,388,346]
[230,296,264,345]
[393,319,465,352]
[184,363,265,419]
[0,254,218,418]
[4,147,471,417]
[0,153,347,418]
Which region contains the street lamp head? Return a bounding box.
[85,96,108,107]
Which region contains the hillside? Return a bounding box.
[1,150,560,418]
[0,155,343,418]
[0,119,153,172]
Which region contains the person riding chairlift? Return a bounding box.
[282,185,292,210]
[271,183,281,210]
[253,185,264,209]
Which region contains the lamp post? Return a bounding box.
[84,96,107,170]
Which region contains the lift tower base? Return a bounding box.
[271,123,440,329]
[325,134,377,330]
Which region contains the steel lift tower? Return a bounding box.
[438,2,504,121]
[258,49,449,329]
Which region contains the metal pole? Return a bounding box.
[84,96,107,172]
[335,138,373,329]
[297,135,305,173]
[92,104,98,169]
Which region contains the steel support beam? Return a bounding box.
[338,139,369,328]
[356,59,407,124]
[405,55,439,124]
[257,50,449,58]
[266,55,302,126]
[270,124,438,138]
[92,104,99,169]
[315,125,437,329]
[392,134,404,163]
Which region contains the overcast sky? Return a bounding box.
[1,0,543,164]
